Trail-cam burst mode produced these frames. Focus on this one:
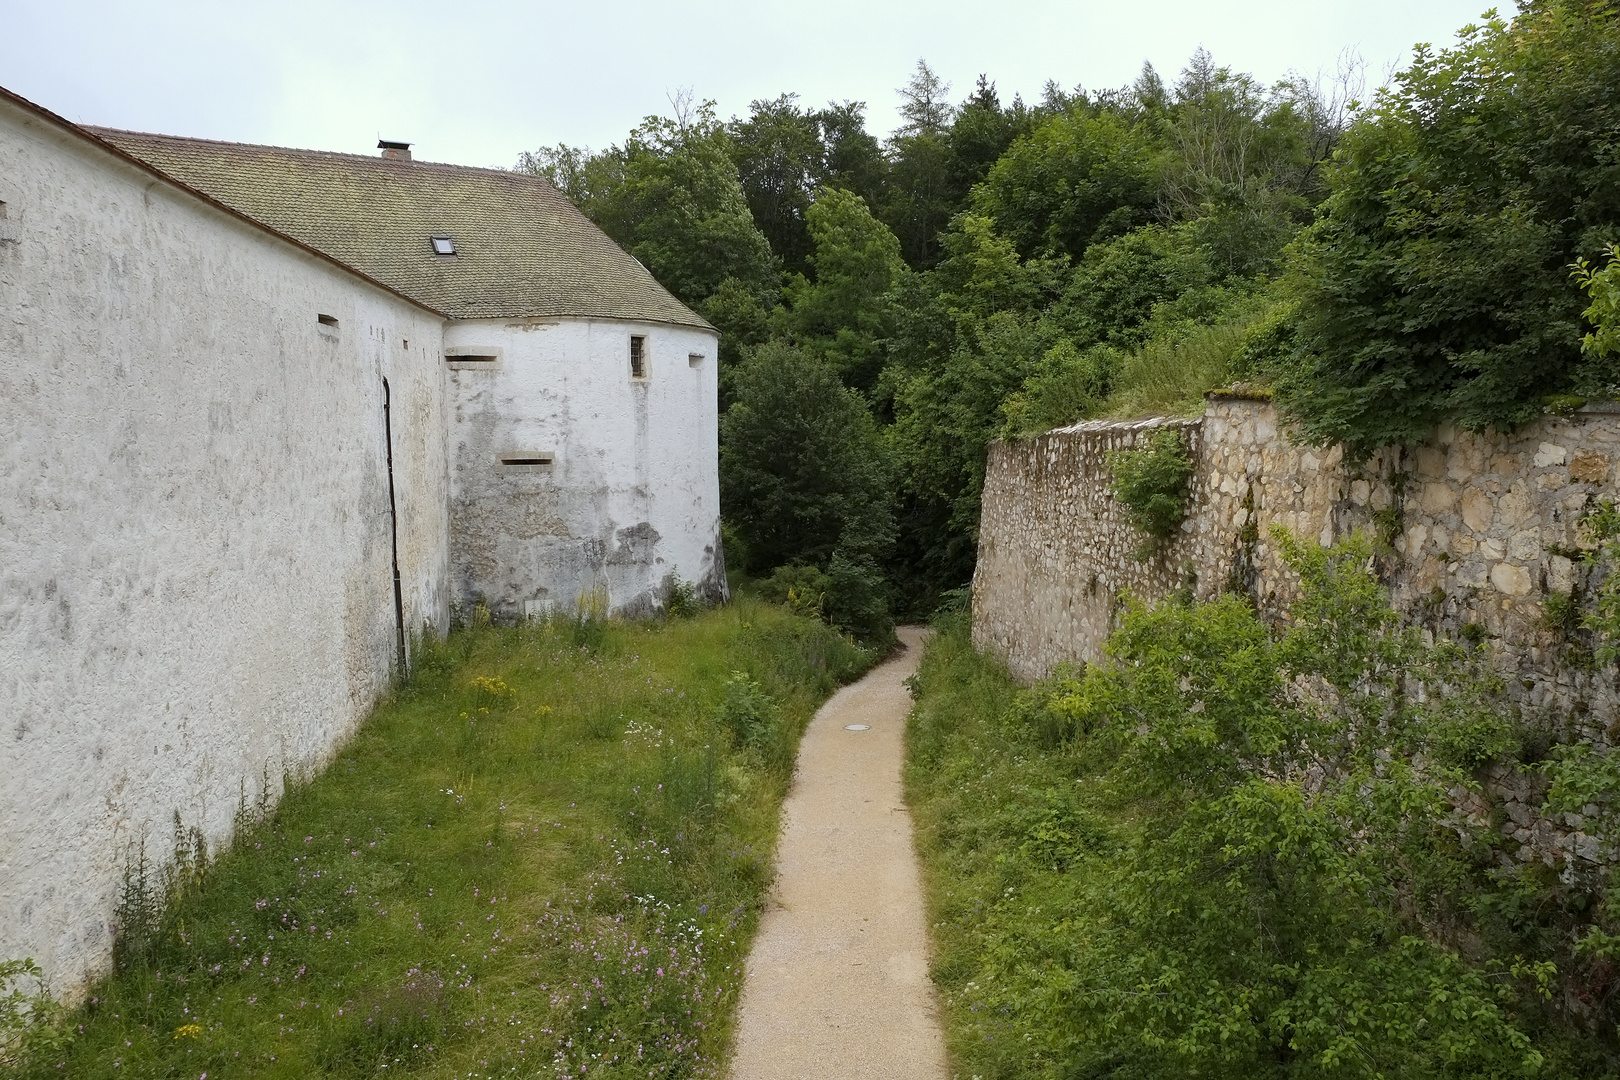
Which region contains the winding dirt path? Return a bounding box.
[728,626,947,1080]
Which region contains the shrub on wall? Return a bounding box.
[1282,3,1620,453]
[1105,426,1193,541]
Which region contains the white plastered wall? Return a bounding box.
[444,317,725,618]
[0,99,451,993]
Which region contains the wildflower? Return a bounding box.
[172,1023,202,1040]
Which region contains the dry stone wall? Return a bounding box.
[973,393,1620,740]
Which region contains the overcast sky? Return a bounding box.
[3,0,1494,169]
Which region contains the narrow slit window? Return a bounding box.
[317,313,339,327]
[447,353,496,364]
[689,352,705,367]
[629,335,646,379]
[492,456,557,472]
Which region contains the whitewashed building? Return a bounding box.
[1,86,723,993]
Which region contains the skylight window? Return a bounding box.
[430,235,456,256]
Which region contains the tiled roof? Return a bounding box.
[91,128,712,329]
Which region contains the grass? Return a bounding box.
[19,598,873,1079]
[1100,317,1255,420]
[903,613,1131,1080]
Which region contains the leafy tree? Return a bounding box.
[1052,223,1217,345]
[929,212,1066,326]
[725,96,894,274]
[1158,50,1306,220]
[1283,2,1620,454]
[814,101,889,209]
[945,76,1033,206]
[605,105,779,308]
[728,94,827,273]
[719,342,895,576]
[877,209,1066,412]
[1156,50,1336,278]
[513,142,599,205]
[779,187,907,390]
[517,103,778,369]
[973,108,1162,261]
[889,312,1065,586]
[695,278,772,396]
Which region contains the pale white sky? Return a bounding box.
[2,0,1494,169]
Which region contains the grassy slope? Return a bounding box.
[904,615,1131,1080]
[26,599,871,1079]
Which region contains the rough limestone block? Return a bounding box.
[1570,450,1611,483]
[1499,483,1534,528]
[1414,447,1444,477]
[1507,530,1541,562]
[1535,442,1569,467]
[1421,482,1457,514]
[1460,487,1494,533]
[1547,555,1575,593]
[1490,561,1533,596]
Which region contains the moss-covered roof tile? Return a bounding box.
[92,128,711,330]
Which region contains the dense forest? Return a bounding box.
[517,0,1620,644]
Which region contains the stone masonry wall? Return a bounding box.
[973,394,1620,742]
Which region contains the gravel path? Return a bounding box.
[728,626,948,1080]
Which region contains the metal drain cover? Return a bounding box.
[844,724,870,731]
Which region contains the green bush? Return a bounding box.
[999,339,1120,436]
[1105,426,1194,540]
[1229,298,1297,380]
[907,534,1573,1079]
[1052,223,1220,347]
[758,563,831,620]
[759,559,894,646]
[1283,4,1620,453]
[0,959,66,1070]
[823,551,895,645]
[662,573,702,618]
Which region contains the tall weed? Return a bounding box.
[1102,317,1253,418]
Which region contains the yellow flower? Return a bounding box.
[173,1023,202,1040]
